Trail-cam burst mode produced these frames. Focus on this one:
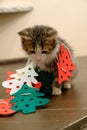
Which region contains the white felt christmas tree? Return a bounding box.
[2,63,39,95]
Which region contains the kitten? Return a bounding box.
[18,25,75,95]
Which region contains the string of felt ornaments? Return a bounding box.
[0,44,76,116]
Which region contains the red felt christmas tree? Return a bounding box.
[0,96,15,116]
[57,44,76,84]
[6,71,15,94]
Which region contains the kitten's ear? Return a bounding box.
[18,29,30,40]
[46,27,58,40]
[46,31,58,41]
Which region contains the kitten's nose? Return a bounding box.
[36,56,41,62]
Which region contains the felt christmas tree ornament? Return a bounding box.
[2,63,41,95]
[0,96,15,116]
[10,63,38,85]
[57,44,76,84]
[10,84,49,114]
[2,74,33,95]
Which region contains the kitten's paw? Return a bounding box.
[63,82,71,89]
[52,87,62,95]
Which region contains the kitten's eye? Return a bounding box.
[42,51,47,54]
[30,51,35,54]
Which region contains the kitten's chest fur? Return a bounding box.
[36,62,48,71]
[34,60,56,73]
[32,49,58,73]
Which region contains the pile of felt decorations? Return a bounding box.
[0,44,76,116]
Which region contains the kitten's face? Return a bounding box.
[18,25,58,63]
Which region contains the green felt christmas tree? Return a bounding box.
[10,84,49,114]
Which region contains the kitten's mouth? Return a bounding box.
[36,59,41,62]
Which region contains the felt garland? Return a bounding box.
[0,63,49,116]
[0,43,76,116]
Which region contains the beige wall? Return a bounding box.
[0,0,87,60]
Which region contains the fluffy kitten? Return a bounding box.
[18,25,75,95]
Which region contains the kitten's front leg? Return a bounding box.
[52,77,62,95]
[52,77,72,95]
